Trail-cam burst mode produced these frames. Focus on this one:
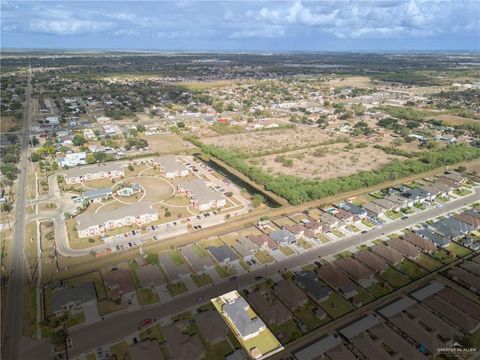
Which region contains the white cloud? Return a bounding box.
[30,19,114,35]
[230,26,285,40]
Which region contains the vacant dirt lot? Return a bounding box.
[249,143,402,180]
[202,126,333,155]
[142,133,196,154]
[325,76,375,88]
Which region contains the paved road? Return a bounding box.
[3,64,32,360]
[64,187,480,358]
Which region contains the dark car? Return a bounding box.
[361,230,368,234]
[255,276,264,281]
[401,216,408,220]
[229,276,237,281]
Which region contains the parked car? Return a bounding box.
[137,318,154,329]
[255,276,264,281]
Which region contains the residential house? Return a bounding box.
[454,212,480,229]
[384,193,411,209]
[363,202,387,217]
[387,238,422,260]
[64,163,124,184]
[248,289,293,325]
[320,212,340,229]
[402,233,437,253]
[274,279,309,308]
[294,271,332,303]
[371,244,404,265]
[401,187,433,203]
[219,291,266,341]
[58,152,87,168]
[153,155,189,178]
[269,229,297,246]
[354,250,389,272]
[193,309,229,344]
[82,187,112,203]
[51,283,97,316]
[178,178,226,211]
[102,268,136,301]
[342,202,368,219]
[301,219,324,234]
[442,172,465,184]
[334,257,377,288]
[247,234,278,251]
[207,245,239,265]
[373,198,399,212]
[137,264,165,288]
[164,321,206,360]
[436,177,461,190]
[415,228,451,247]
[284,224,306,240]
[76,201,158,238]
[128,340,165,360]
[180,244,215,273]
[231,237,257,259]
[317,264,358,298]
[429,217,474,240]
[332,208,357,224]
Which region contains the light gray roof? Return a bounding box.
[207,245,238,263]
[415,228,450,247]
[52,283,97,312]
[179,178,224,205]
[82,187,112,200]
[363,202,386,215]
[293,335,341,360]
[430,217,474,238]
[339,314,381,339]
[269,229,296,244]
[377,297,416,318]
[76,201,156,231]
[65,162,123,179]
[154,155,188,173]
[223,295,265,339]
[410,282,445,301]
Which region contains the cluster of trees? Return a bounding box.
[125,138,148,150]
[0,145,19,181]
[374,145,417,158]
[189,135,480,205]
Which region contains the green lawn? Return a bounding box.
[334,251,352,259]
[379,266,411,288]
[169,250,186,265]
[137,288,160,305]
[433,249,456,264]
[167,281,188,296]
[270,319,302,344]
[366,282,391,298]
[361,219,375,228]
[414,202,427,210]
[110,341,129,360]
[255,250,275,264]
[352,288,375,307]
[139,324,165,343]
[415,254,444,271]
[331,229,345,238]
[454,188,473,196]
[347,224,360,233]
[436,196,449,203]
[294,300,329,331]
[192,244,208,257]
[215,265,236,278]
[386,210,402,220]
[242,329,283,357]
[397,260,426,280]
[401,207,414,214]
[316,234,330,243]
[298,239,313,249]
[279,246,294,256]
[65,311,85,328]
[191,273,213,287]
[318,291,354,319]
[446,242,471,257]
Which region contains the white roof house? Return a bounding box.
[154,155,188,178]
[58,152,87,168]
[178,178,226,211]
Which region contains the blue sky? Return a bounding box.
[1,1,479,51]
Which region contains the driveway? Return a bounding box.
[82,303,101,324]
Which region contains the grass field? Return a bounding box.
[255,250,275,264]
[215,265,236,278]
[446,242,471,257]
[366,282,391,298]
[167,281,188,296]
[293,300,329,331]
[415,254,444,271]
[433,249,457,264]
[352,288,375,307]
[318,291,354,319]
[379,266,411,288]
[137,288,160,305]
[270,319,302,344]
[397,259,426,280]
[139,324,165,343]
[191,273,213,287]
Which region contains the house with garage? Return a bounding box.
[401,187,433,203]
[294,271,332,303]
[371,244,404,265]
[387,238,422,260]
[317,264,358,298]
[384,193,412,209]
[342,202,368,219]
[274,279,309,308]
[363,202,387,218]
[320,212,340,230]
[334,257,377,288]
[415,227,451,247]
[102,268,136,303]
[373,198,400,212]
[454,212,480,229]
[51,282,98,316]
[58,152,87,168]
[248,289,293,325]
[402,233,437,253]
[207,245,239,265]
[269,229,297,246]
[230,237,257,260]
[247,234,278,251]
[354,250,389,272]
[429,217,474,240]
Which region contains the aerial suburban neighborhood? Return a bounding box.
[1,2,480,360]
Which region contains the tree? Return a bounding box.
[30,152,42,162]
[252,194,265,208]
[1,202,13,213]
[176,121,185,128]
[145,252,159,265]
[72,134,87,146]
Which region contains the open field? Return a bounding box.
[248,143,401,180]
[432,114,479,126]
[325,76,375,88]
[140,133,195,154]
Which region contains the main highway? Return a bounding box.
[64,186,480,358]
[2,64,32,360]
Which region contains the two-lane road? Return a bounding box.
[3,64,32,360]
[62,187,480,359]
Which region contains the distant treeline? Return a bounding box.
[188,136,480,205]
